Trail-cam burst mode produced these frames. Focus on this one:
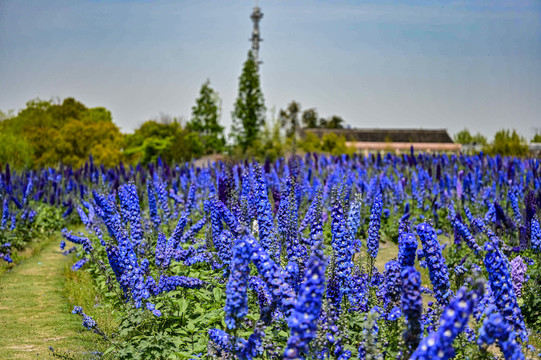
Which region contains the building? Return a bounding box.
[300,128,461,154]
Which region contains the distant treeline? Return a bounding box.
[1,51,538,169]
[0,52,355,169]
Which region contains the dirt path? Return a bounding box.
[0,236,91,359]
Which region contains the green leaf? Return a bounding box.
[213,287,222,302]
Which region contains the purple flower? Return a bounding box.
[510,256,527,297]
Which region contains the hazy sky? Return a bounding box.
[1,0,540,139]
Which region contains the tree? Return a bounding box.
[532,132,541,143]
[302,108,319,128]
[123,119,203,165]
[485,129,528,156]
[279,101,301,138]
[326,115,345,129]
[231,51,266,150]
[187,80,225,154]
[299,130,321,153]
[454,129,473,144]
[0,97,123,168]
[454,128,487,145]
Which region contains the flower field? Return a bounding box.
[1,152,541,360]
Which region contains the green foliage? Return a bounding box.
[123,119,203,165]
[484,129,529,156]
[320,115,345,129]
[187,80,225,155]
[521,252,541,330]
[231,51,266,150]
[299,130,355,156]
[453,128,487,145]
[0,130,33,169]
[0,98,123,169]
[302,108,319,128]
[279,101,301,138]
[532,132,541,143]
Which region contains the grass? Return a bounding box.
[0,233,102,359]
[0,232,56,276]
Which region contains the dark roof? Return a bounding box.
[300,128,454,144]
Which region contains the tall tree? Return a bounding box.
[231,51,266,150]
[279,101,301,138]
[187,80,225,154]
[302,108,319,128]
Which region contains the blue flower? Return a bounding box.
[347,193,362,250]
[331,190,354,300]
[416,223,451,305]
[224,236,252,329]
[61,229,93,253]
[411,286,480,360]
[71,306,103,335]
[248,236,296,318]
[180,217,207,244]
[379,260,401,310]
[367,193,383,259]
[254,164,279,258]
[450,210,481,254]
[118,183,143,244]
[398,231,417,269]
[401,266,423,353]
[284,244,326,359]
[484,241,528,342]
[156,275,205,293]
[249,276,273,324]
[531,216,541,252]
[478,312,526,360]
[147,181,160,226]
[72,258,88,271]
[1,198,9,229]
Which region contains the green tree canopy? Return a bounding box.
[187,80,225,154]
[454,128,487,145]
[484,129,528,156]
[279,101,301,138]
[0,97,122,168]
[301,108,319,128]
[123,118,203,165]
[231,51,266,150]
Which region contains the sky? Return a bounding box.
[1,0,540,139]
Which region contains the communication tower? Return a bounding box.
[250,5,263,69]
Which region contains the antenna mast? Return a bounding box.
[250,4,263,69]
